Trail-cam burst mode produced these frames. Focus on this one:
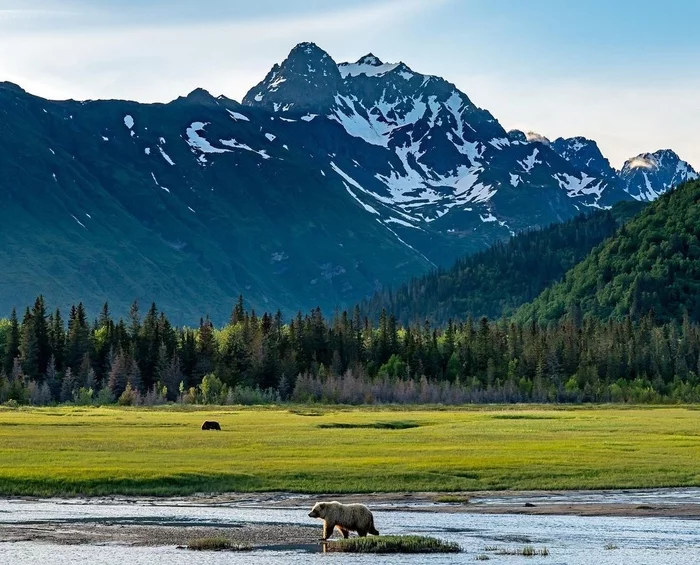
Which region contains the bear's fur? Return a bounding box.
[308,501,379,540]
[201,421,221,430]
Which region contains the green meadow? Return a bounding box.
[0,406,699,496]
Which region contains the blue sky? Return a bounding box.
[0,0,698,167]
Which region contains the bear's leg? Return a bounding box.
[323,521,335,540]
[338,526,350,539]
[357,528,368,537]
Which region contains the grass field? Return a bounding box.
[0,405,699,496]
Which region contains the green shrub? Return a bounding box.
[118,383,138,406]
[326,535,460,554]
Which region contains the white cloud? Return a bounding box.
[0,0,448,101]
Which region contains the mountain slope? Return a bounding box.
[516,180,700,323]
[361,201,644,325]
[0,82,433,322]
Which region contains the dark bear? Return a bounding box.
[201,420,221,430]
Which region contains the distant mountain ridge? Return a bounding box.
[0,42,694,322]
[520,134,698,202]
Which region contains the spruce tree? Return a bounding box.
[19,308,39,379]
[231,295,245,325]
[32,296,51,377]
[3,308,20,375]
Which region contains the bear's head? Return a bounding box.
[308,502,326,518]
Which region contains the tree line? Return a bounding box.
[1,294,700,406]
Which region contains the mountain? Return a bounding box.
[550,136,618,181]
[244,43,636,241]
[361,201,645,325]
[549,138,698,202]
[619,150,698,201]
[0,42,694,322]
[516,179,700,323]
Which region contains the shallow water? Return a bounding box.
[1,496,699,564]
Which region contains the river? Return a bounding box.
[1,492,699,564]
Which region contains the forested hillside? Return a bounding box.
[517,180,700,324]
[362,202,645,325]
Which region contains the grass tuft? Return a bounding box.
[604,543,619,550]
[187,537,251,551]
[496,545,550,556]
[326,535,461,554]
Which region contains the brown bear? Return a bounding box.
[308,501,379,540]
[201,421,221,430]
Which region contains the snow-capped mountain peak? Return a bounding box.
[551,136,617,180]
[243,42,692,241]
[620,149,698,201]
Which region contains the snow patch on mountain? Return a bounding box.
[220,138,271,159]
[227,110,250,122]
[151,172,170,193]
[338,54,401,78]
[378,219,435,266]
[159,146,175,166]
[342,182,379,215]
[489,137,510,150]
[186,122,228,154]
[339,61,400,78]
[331,161,394,205]
[554,173,604,199]
[330,93,428,147]
[519,148,541,173]
[71,214,87,229]
[385,217,422,229]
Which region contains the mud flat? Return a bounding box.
[0,521,318,548]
